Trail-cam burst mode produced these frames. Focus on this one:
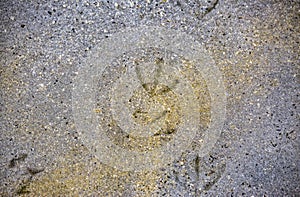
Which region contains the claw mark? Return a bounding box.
[203,162,226,191]
[195,155,200,181]
[135,57,165,95]
[202,0,219,18]
[27,167,44,175]
[154,57,164,86]
[16,184,30,195]
[9,153,28,168]
[156,79,179,95]
[153,127,176,136]
[135,65,144,88]
[16,178,32,195]
[179,0,219,19]
[150,110,168,123]
[194,155,200,196]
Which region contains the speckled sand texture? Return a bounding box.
[1,0,299,196]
